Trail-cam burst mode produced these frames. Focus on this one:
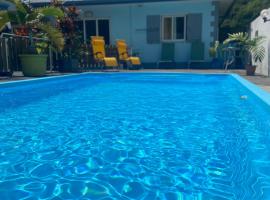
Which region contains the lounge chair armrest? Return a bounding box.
[94,52,104,59]
[120,52,129,56]
[94,52,103,55]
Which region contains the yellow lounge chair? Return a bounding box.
[91,36,118,68]
[116,40,141,69]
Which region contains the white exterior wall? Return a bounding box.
[251,9,270,76]
[77,0,216,63]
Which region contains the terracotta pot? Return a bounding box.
[245,65,256,76]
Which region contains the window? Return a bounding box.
[163,17,173,40]
[97,20,110,45]
[76,19,110,44]
[162,16,186,41]
[85,20,96,40]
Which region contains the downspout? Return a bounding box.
[268,40,270,77]
[129,4,133,49]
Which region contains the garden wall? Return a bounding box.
[251,9,270,77]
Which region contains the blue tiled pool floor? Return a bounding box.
[0,73,270,200]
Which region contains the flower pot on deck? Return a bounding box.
[19,54,47,77]
[245,64,256,76]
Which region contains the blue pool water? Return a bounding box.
[0,73,270,200]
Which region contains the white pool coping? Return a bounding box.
[231,74,270,107]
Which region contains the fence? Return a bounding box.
[0,33,56,75]
[0,33,121,75]
[0,38,9,74]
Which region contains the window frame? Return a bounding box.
[77,18,111,44]
[161,15,186,42]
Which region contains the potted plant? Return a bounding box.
[19,40,48,77]
[60,33,82,72]
[209,41,224,69]
[224,32,265,76]
[52,1,83,72]
[0,0,64,77]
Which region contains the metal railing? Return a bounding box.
[0,37,10,74]
[0,33,55,75]
[0,33,123,75]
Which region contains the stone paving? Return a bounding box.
[1,69,270,93]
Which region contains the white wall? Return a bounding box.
[251,9,270,76]
[78,0,215,63]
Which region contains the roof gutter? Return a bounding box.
[31,0,229,7]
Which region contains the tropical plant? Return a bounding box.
[35,41,48,54]
[209,41,220,58]
[0,0,65,53]
[51,0,82,60]
[223,32,265,66]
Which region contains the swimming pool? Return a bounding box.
[0,73,270,200]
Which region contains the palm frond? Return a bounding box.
[26,7,64,26]
[252,45,265,63]
[223,32,249,45]
[0,11,10,31]
[4,0,28,14]
[2,0,29,25]
[248,36,266,63]
[36,6,64,18]
[248,36,265,47]
[25,12,40,23]
[37,23,64,52]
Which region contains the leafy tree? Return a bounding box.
[220,0,270,40]
[0,0,64,52]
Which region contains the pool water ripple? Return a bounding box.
[0,73,270,199]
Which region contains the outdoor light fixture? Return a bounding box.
[260,9,270,23]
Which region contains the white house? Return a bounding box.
[251,8,270,77]
[33,0,233,66]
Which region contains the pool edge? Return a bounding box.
[0,72,103,86]
[0,71,230,86]
[2,72,270,108]
[231,74,270,107]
